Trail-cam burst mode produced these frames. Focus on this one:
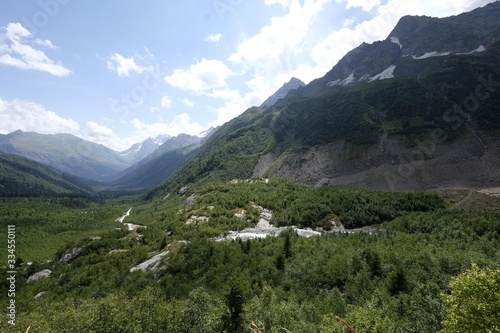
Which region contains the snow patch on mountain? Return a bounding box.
[457,45,486,55]
[412,51,451,59]
[369,65,396,82]
[389,37,402,49]
[327,73,357,87]
[340,73,355,85]
[327,79,341,86]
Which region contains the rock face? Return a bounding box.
[57,247,84,263]
[256,135,500,191]
[261,77,306,108]
[27,269,52,283]
[130,241,187,273]
[216,205,322,241]
[307,1,500,91]
[130,251,170,273]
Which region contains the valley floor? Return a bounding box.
[1,180,499,332]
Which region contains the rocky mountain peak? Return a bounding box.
[260,77,306,108]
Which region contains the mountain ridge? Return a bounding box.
[261,77,306,108]
[0,152,95,197]
[144,2,500,199]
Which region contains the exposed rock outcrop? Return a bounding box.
[27,269,52,283]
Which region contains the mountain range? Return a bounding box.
[0,131,202,184]
[145,1,500,198]
[2,2,500,197]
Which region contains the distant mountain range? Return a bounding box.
[111,134,203,189]
[0,130,203,184]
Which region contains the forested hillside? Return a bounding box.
[1,179,498,332]
[1,4,499,332]
[0,153,94,197]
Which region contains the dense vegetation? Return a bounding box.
[1,179,498,332]
[0,197,129,262]
[0,153,95,198]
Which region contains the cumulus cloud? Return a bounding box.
[336,0,381,11]
[106,53,151,77]
[164,58,233,94]
[0,98,80,134]
[130,114,205,139]
[84,121,118,144]
[343,17,356,27]
[204,33,222,43]
[211,0,332,121]
[182,98,196,107]
[264,0,292,8]
[0,22,72,76]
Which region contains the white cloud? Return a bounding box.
[0,98,80,134]
[130,114,205,139]
[204,33,222,43]
[150,106,160,113]
[182,98,196,107]
[343,17,356,27]
[85,121,118,144]
[106,53,151,77]
[164,58,233,94]
[336,0,381,11]
[264,0,292,8]
[222,0,330,117]
[143,46,154,58]
[0,22,72,76]
[0,97,208,152]
[203,88,241,101]
[33,38,57,49]
[161,95,172,108]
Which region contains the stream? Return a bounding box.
[116,208,142,231]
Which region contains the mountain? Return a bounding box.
[261,77,306,108]
[145,2,500,198]
[110,134,202,188]
[0,153,94,197]
[307,2,500,90]
[110,148,198,189]
[0,130,131,181]
[198,126,219,139]
[119,138,160,164]
[119,135,172,165]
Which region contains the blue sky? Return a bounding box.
[0,0,495,151]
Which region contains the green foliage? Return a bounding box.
[440,264,500,333]
[0,197,127,261]
[0,153,94,197]
[1,179,499,332]
[183,179,444,230]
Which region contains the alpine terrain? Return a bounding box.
[1,3,499,333]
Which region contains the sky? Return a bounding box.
[0,0,496,151]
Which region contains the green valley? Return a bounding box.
[1,3,500,332]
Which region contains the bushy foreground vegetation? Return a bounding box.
[1,179,499,332]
